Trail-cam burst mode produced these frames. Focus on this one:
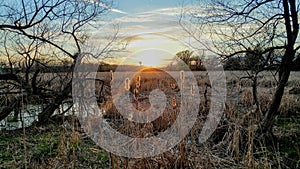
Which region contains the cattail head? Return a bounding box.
[110,70,114,80]
[172,95,177,108]
[190,83,195,96]
[180,70,185,90]
[137,75,141,83]
[110,70,114,86]
[125,78,130,91]
[180,70,184,81]
[136,76,141,88]
[134,88,139,102]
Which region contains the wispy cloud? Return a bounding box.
[149,7,182,16]
[84,0,128,14]
[85,6,213,65]
[114,13,156,23]
[123,35,147,43]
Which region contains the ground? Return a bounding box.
[0,70,300,168]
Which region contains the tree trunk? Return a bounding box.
[252,74,260,112]
[0,97,21,121]
[257,0,299,136]
[259,67,291,133]
[0,106,14,121]
[38,82,72,123]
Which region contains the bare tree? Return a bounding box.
[183,0,299,137]
[0,0,113,123]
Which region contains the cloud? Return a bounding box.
[88,11,200,46]
[112,7,184,24]
[114,13,156,23]
[149,7,182,16]
[84,0,128,14]
[123,35,147,43]
[85,7,213,64]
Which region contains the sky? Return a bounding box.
[92,0,206,67]
[0,0,207,67]
[112,0,184,15]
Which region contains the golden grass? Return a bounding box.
[1,70,300,168]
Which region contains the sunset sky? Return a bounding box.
[0,0,210,67]
[93,0,206,67]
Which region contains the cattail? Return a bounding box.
[128,113,133,121]
[180,70,184,90]
[136,75,141,88]
[110,70,114,81]
[172,95,177,108]
[137,75,141,83]
[134,88,139,109]
[134,88,139,100]
[110,70,114,86]
[125,78,130,91]
[190,83,195,96]
[180,70,184,81]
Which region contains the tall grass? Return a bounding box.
[1,71,299,168]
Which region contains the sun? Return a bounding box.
[122,33,187,67]
[136,52,163,67]
[132,49,172,67]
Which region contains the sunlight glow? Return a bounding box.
[124,34,187,67]
[127,34,184,53]
[135,51,165,67]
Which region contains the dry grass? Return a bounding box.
[1,70,300,168]
[76,70,300,168]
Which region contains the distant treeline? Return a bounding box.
[2,59,299,73]
[0,63,141,73]
[223,57,300,71]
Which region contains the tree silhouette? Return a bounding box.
[184,0,299,137]
[0,0,114,123]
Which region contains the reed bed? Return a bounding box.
[1,70,299,168]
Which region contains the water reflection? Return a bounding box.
[0,103,72,130]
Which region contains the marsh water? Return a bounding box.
[0,103,73,130]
